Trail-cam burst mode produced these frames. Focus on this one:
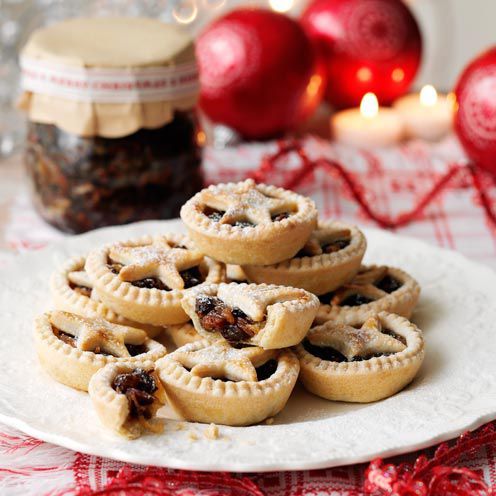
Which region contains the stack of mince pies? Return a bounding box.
[35,179,425,440]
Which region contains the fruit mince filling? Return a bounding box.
[112,368,158,420]
[195,295,261,344]
[321,238,350,253]
[69,282,92,298]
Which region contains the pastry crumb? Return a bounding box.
[265,417,274,425]
[175,422,186,431]
[204,423,220,440]
[188,431,199,442]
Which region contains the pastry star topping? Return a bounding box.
[50,311,147,357]
[109,238,204,290]
[68,270,93,289]
[308,316,406,361]
[331,266,390,305]
[217,284,309,321]
[301,227,351,256]
[203,179,296,226]
[172,342,275,382]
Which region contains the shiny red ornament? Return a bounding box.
[454,47,496,176]
[300,0,422,108]
[196,8,324,139]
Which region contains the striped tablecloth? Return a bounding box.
[1,135,495,495]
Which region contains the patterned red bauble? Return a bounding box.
[454,47,496,176]
[196,8,325,139]
[300,0,422,108]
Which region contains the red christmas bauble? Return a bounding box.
[454,47,496,175]
[196,8,324,139]
[300,0,422,108]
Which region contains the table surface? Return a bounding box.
[1,135,496,495]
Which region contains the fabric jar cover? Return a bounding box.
[17,17,199,138]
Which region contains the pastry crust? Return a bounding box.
[165,322,202,348]
[180,179,318,265]
[34,311,167,391]
[84,233,225,326]
[88,361,166,439]
[51,256,163,338]
[181,282,319,349]
[294,312,425,403]
[156,340,300,426]
[242,221,366,295]
[316,265,420,324]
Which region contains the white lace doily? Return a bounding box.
[0,219,495,472]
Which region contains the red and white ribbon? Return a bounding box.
[19,56,199,103]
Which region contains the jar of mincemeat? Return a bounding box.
[19,17,203,233]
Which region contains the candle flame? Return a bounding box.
[360,92,379,119]
[447,92,458,112]
[420,85,438,107]
[269,0,294,12]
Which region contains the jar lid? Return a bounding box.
[19,17,199,138]
[21,17,194,68]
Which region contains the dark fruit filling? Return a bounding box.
[181,266,204,289]
[382,329,407,345]
[318,292,373,306]
[69,283,92,298]
[108,262,123,275]
[318,292,333,304]
[376,275,402,294]
[233,220,256,228]
[132,278,169,290]
[53,328,77,347]
[203,206,224,222]
[126,344,148,356]
[322,238,350,253]
[112,368,157,420]
[340,294,374,307]
[195,295,259,344]
[295,238,350,258]
[271,212,291,222]
[256,359,278,381]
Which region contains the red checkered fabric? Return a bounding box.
[0,135,495,495]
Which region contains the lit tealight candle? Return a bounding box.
[393,85,455,141]
[331,93,405,147]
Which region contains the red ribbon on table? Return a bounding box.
[250,139,496,229]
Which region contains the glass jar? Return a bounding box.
[19,17,202,233]
[25,111,202,233]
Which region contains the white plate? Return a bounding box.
[0,219,495,472]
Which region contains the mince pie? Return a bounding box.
[156,340,299,425]
[295,312,425,403]
[84,234,225,326]
[180,179,318,265]
[51,256,162,337]
[89,361,166,439]
[34,311,167,391]
[181,282,319,349]
[243,221,366,295]
[165,322,202,348]
[315,265,420,324]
